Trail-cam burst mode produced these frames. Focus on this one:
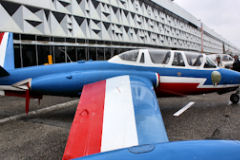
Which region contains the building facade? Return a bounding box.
[0,0,239,67]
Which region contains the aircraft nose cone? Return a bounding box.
[219,68,240,85]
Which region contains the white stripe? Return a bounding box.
[160,76,205,83]
[174,101,195,117]
[160,76,239,88]
[101,76,138,152]
[0,32,9,67]
[155,73,160,87]
[0,91,5,96]
[200,84,239,88]
[0,85,25,91]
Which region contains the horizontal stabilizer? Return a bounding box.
[63,75,168,160]
[0,66,9,77]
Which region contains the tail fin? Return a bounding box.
[0,32,14,76]
[0,32,14,70]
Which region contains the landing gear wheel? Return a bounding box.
[230,94,239,104]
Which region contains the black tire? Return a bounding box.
[230,94,239,104]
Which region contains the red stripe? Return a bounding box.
[0,32,4,45]
[156,83,220,97]
[62,80,106,160]
[5,91,42,99]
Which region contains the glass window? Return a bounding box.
[207,55,216,63]
[22,45,37,67]
[89,48,97,61]
[172,52,185,66]
[149,50,171,64]
[222,55,229,61]
[119,50,139,62]
[76,48,87,61]
[204,57,217,68]
[96,48,104,60]
[185,52,203,66]
[14,44,22,68]
[140,53,145,63]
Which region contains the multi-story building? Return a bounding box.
[0,0,239,68]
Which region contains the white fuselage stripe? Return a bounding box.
[101,76,138,152]
[160,76,205,83]
[0,32,8,67]
[160,76,239,89]
[0,91,5,96]
[0,85,25,91]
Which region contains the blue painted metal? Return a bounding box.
[0,61,236,85]
[130,76,169,144]
[4,33,14,71]
[1,61,240,96]
[29,71,158,96]
[73,140,240,160]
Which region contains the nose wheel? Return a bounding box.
[230,93,240,104]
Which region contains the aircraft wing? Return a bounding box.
[62,75,168,160]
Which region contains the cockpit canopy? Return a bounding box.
[184,52,203,67]
[207,54,234,68]
[110,49,217,69]
[119,50,139,62]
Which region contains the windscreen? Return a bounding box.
[119,50,139,62]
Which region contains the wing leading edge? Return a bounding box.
[62,75,168,160]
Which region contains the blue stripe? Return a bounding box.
[129,76,168,144]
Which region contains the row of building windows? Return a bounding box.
[14,44,130,68]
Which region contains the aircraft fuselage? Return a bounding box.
[0,61,239,97]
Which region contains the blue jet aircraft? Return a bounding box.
[0,32,240,160]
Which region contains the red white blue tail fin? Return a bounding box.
[0,32,14,75]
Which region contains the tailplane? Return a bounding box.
[0,32,14,77]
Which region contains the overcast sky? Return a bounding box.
[174,0,240,48]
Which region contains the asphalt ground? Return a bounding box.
[0,93,240,160]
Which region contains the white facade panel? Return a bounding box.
[0,0,238,54]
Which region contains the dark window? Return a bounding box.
[22,45,37,67]
[172,52,185,67]
[54,46,67,63]
[140,53,145,63]
[14,44,21,68]
[104,48,112,60]
[89,48,97,60]
[96,48,104,60]
[76,48,87,61]
[66,47,77,62]
[204,57,217,68]
[37,45,51,65]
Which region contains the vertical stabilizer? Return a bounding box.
[0,32,15,71]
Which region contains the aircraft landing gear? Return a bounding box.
[230,93,240,104]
